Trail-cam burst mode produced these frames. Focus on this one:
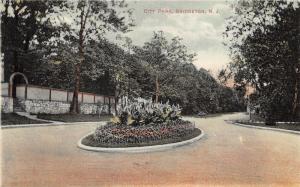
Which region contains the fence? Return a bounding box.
[11,84,115,104]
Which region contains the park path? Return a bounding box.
[1,113,300,186]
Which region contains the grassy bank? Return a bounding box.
[2,113,49,125]
[186,112,238,118]
[236,120,300,132]
[37,113,112,122]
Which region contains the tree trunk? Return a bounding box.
[70,64,81,114]
[155,75,160,103]
[70,40,84,114]
[293,10,300,118]
[114,86,119,116]
[69,5,90,114]
[292,73,299,118]
[114,97,118,116]
[13,6,20,74]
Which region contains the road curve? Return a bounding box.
[1,113,300,186]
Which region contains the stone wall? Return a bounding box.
[18,99,70,114]
[1,96,13,113]
[80,103,111,114]
[1,83,9,96]
[17,99,112,114]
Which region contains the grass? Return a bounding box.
[81,128,201,148]
[236,120,300,132]
[186,112,238,118]
[37,113,112,122]
[1,113,49,125]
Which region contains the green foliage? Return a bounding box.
[224,0,300,120]
[16,31,245,114]
[132,31,245,114]
[111,98,181,126]
[134,31,196,102]
[1,0,62,81]
[1,1,245,115]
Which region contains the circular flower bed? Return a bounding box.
[82,120,201,148]
[81,98,201,148]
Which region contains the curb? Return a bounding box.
[1,121,106,129]
[77,128,205,153]
[227,121,300,135]
[15,112,62,124]
[246,121,300,124]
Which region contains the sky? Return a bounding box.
[112,0,235,76]
[0,0,235,76]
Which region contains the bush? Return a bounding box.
[112,98,181,126]
[90,98,199,146]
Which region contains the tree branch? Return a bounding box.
[82,3,91,42]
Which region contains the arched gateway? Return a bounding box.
[9,72,28,99]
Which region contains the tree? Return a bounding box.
[217,68,232,86]
[135,31,196,103]
[132,31,245,114]
[224,0,300,121]
[1,0,60,81]
[52,0,134,113]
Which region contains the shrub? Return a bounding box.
[91,98,198,146]
[93,120,196,145]
[112,98,181,126]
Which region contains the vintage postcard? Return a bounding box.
[1,0,300,186]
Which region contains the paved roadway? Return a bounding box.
[1,113,300,186]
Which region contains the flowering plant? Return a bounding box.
[92,97,198,146]
[93,120,195,145]
[111,97,182,126]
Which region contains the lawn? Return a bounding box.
[236,120,300,132]
[1,113,49,125]
[186,112,238,118]
[37,113,112,122]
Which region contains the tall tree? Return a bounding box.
[224,0,300,120]
[52,0,134,113]
[135,31,195,103]
[1,0,60,81]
